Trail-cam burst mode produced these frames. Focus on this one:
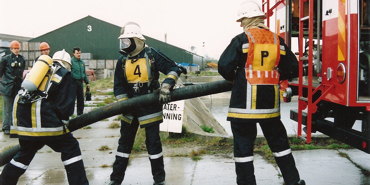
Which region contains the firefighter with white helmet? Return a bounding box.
[109,22,185,185]
[218,1,305,185]
[53,49,72,71]
[1,51,89,185]
[236,1,266,22]
[0,40,25,135]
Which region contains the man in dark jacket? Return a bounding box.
[0,51,89,185]
[218,1,305,185]
[0,40,25,135]
[71,47,89,115]
[109,22,184,185]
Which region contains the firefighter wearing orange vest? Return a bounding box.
[218,1,305,185]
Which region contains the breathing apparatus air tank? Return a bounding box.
[21,55,53,92]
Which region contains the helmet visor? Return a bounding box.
[120,38,131,50]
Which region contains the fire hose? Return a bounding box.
[0,80,232,167]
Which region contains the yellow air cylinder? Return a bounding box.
[22,55,53,92]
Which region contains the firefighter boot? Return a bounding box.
[108,180,121,185]
[274,153,300,185]
[110,156,129,184]
[149,156,165,184]
[235,161,256,185]
[153,181,165,185]
[295,180,306,185]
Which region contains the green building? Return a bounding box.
[29,15,202,68]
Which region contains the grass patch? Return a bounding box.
[254,137,354,165]
[96,102,107,107]
[191,156,202,161]
[254,141,275,163]
[113,116,121,121]
[163,136,199,147]
[0,95,3,124]
[189,149,207,161]
[99,145,111,151]
[108,122,121,129]
[88,76,114,95]
[200,125,215,133]
[132,129,147,153]
[104,97,115,104]
[82,126,92,129]
[97,91,114,95]
[289,137,352,150]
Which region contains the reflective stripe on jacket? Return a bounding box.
[10,66,77,139]
[218,28,298,122]
[114,47,182,128]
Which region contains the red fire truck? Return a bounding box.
[262,0,370,154]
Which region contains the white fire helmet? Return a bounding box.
[52,49,71,66]
[118,22,146,41]
[236,1,266,22]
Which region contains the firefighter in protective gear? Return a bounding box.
[109,22,183,185]
[0,40,25,135]
[0,52,89,185]
[53,49,72,71]
[23,55,53,90]
[218,1,305,185]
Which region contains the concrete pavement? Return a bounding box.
[1,93,370,184]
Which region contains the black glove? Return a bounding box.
[159,83,171,104]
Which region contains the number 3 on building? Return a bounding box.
[87,25,92,32]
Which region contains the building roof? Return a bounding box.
[29,15,197,63]
[0,33,32,42]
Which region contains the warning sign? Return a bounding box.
[160,100,184,133]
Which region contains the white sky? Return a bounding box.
[0,0,257,60]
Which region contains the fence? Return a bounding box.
[19,42,116,80]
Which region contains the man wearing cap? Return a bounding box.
[0,40,25,135]
[218,1,305,185]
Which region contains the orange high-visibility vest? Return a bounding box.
[243,28,283,85]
